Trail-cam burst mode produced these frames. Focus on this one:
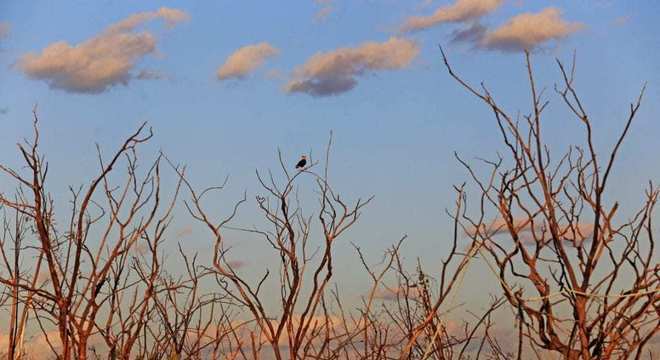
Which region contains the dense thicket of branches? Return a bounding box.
[445,50,658,359]
[0,52,657,359]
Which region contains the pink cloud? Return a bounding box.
[285,37,419,97]
[401,0,502,33]
[17,8,188,93]
[217,42,279,80]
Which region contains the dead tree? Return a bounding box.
[171,135,376,359]
[0,113,230,359]
[444,48,658,359]
[346,186,506,360]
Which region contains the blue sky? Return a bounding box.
[0,0,659,301]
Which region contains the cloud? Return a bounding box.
[450,22,487,45]
[401,0,502,33]
[314,0,334,22]
[612,15,631,27]
[136,69,165,80]
[0,107,8,115]
[216,42,279,81]
[479,8,583,52]
[417,0,435,10]
[217,313,343,352]
[266,68,285,80]
[285,37,419,97]
[0,330,61,357]
[373,286,422,301]
[227,259,246,269]
[16,7,188,94]
[108,7,189,33]
[0,22,9,39]
[466,217,605,248]
[176,225,193,238]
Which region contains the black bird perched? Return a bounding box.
[295,155,307,170]
[93,277,106,297]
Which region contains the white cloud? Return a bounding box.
[285,37,419,97]
[216,42,279,80]
[17,8,188,93]
[401,0,502,33]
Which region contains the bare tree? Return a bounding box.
[0,113,232,359]
[444,48,658,359]
[344,185,506,360]
[169,134,383,359]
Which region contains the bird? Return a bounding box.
[93,277,106,297]
[295,155,307,170]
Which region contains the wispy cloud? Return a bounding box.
[612,15,631,27]
[16,8,189,94]
[479,8,583,52]
[373,286,421,301]
[136,69,165,80]
[401,0,502,33]
[314,0,334,22]
[266,68,285,81]
[217,42,279,81]
[176,225,193,239]
[417,0,435,10]
[285,37,419,97]
[450,22,487,45]
[466,217,602,248]
[0,22,10,39]
[227,260,247,269]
